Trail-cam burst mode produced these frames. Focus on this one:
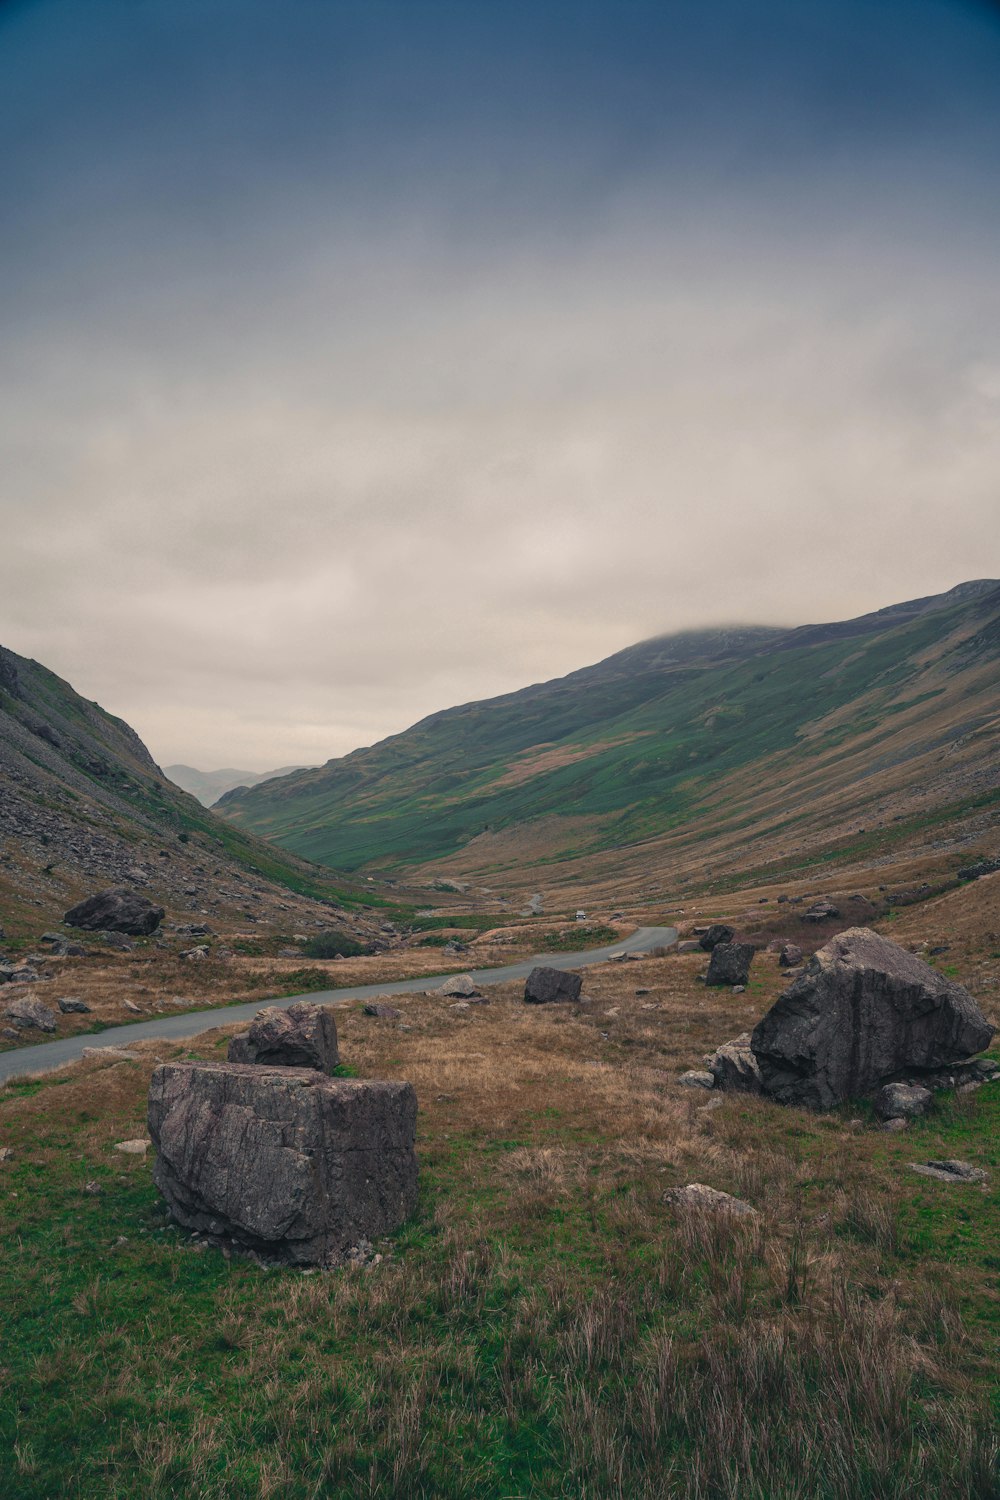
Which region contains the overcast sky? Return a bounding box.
[2,0,999,769]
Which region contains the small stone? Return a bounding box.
[668,1183,757,1216]
[676,940,702,954]
[732,984,746,994]
[58,996,92,1014]
[124,999,143,1014]
[82,1046,140,1061]
[438,974,478,998]
[115,1139,150,1155]
[679,1070,715,1089]
[363,1002,401,1019]
[873,1082,933,1121]
[880,1117,910,1132]
[83,1180,103,1195]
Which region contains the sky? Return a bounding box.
[2,0,1000,770]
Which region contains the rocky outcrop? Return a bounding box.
[751,928,994,1110]
[227,1002,338,1073]
[705,942,754,988]
[148,1061,418,1265]
[523,966,583,1004]
[64,888,165,936]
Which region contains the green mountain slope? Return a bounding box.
[217,582,1000,881]
[0,644,373,930]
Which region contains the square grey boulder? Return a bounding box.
[148,1061,418,1264]
[523,966,583,1004]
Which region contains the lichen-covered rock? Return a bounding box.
[439,974,478,998]
[705,942,754,988]
[679,1070,715,1089]
[5,995,57,1031]
[64,888,164,936]
[751,928,994,1110]
[873,1082,933,1121]
[148,1061,418,1264]
[707,1032,762,1093]
[227,1001,338,1073]
[668,1183,757,1216]
[523,966,583,1004]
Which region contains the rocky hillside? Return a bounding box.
[0,645,384,942]
[217,582,1000,896]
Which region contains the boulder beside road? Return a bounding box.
[523,966,583,1004]
[148,1061,418,1265]
[228,1001,339,1073]
[64,888,164,936]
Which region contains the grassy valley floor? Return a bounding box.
[0,919,997,1498]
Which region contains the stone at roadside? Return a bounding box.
[910,1159,987,1184]
[4,995,57,1032]
[778,943,803,968]
[698,924,735,952]
[124,999,143,1014]
[438,974,479,999]
[705,942,754,988]
[523,966,583,1004]
[707,1032,762,1093]
[58,996,92,1014]
[148,1061,418,1265]
[64,888,164,936]
[227,1001,339,1073]
[679,1070,715,1089]
[873,1082,933,1121]
[667,1183,758,1217]
[751,928,994,1110]
[115,1138,149,1155]
[363,1002,401,1019]
[82,1046,139,1060]
[676,940,702,954]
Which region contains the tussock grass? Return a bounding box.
[0,949,997,1497]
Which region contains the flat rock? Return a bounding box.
[4,995,57,1032]
[148,1061,419,1264]
[909,1159,987,1184]
[363,1002,401,1019]
[668,1183,757,1216]
[57,997,92,1014]
[227,1001,338,1073]
[82,1046,139,1060]
[65,888,164,936]
[523,966,583,1004]
[676,940,702,954]
[751,928,994,1110]
[705,942,754,988]
[115,1138,149,1155]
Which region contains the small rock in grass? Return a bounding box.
[679,1070,715,1089]
[363,1002,400,1019]
[4,996,57,1032]
[873,1082,932,1121]
[732,984,746,994]
[668,1183,757,1216]
[909,1159,987,1184]
[115,1139,150,1155]
[82,1046,139,1061]
[123,999,143,1014]
[880,1117,910,1132]
[439,974,479,998]
[58,996,92,1014]
[83,1180,102,1195]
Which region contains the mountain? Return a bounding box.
[217,581,1000,896]
[164,764,312,807]
[0,645,374,938]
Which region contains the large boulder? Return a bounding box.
[227,1002,338,1072]
[751,928,994,1110]
[148,1061,418,1265]
[705,942,754,988]
[523,966,583,1004]
[698,924,735,952]
[64,888,164,936]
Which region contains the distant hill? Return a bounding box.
[217,581,1000,895]
[165,764,312,807]
[0,645,370,936]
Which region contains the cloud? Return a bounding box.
[1,0,999,766]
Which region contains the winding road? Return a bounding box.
[0,925,677,1085]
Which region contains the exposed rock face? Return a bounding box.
[707,1032,762,1093]
[227,1002,338,1073]
[64,888,165,936]
[705,942,754,988]
[523,966,583,1004]
[4,995,57,1032]
[751,928,994,1110]
[148,1061,418,1264]
[698,924,735,952]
